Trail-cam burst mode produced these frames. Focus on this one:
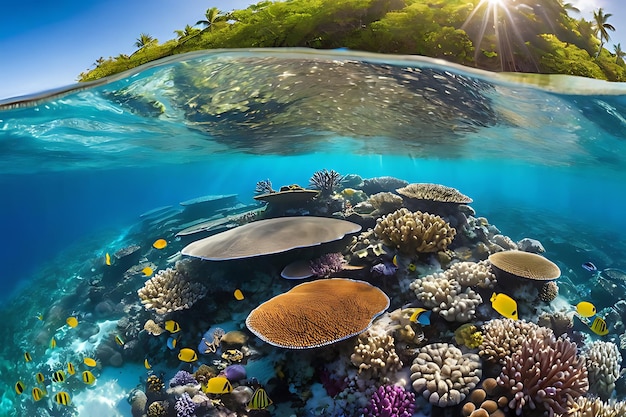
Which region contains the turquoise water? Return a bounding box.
[1,48,626,416]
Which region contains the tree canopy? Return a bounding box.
[78,0,626,82]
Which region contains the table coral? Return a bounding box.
[479,318,554,364]
[137,266,207,315]
[410,342,482,407]
[374,208,456,254]
[364,384,416,417]
[583,340,622,400]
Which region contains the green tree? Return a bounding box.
[592,8,615,57]
[174,24,200,40]
[614,43,626,64]
[134,33,156,49]
[196,7,222,31]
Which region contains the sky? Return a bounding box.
[0,0,625,100]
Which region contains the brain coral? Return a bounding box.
[410,342,482,407]
[351,330,402,381]
[479,318,554,364]
[374,208,456,254]
[497,336,588,416]
[137,266,207,315]
[583,341,622,401]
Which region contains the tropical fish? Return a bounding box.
[82,370,96,385]
[409,308,432,326]
[166,336,178,350]
[105,253,111,266]
[54,391,71,406]
[66,317,78,328]
[164,320,181,333]
[67,362,75,375]
[32,387,45,401]
[114,335,125,346]
[52,370,66,383]
[582,262,597,272]
[24,352,32,362]
[36,313,44,321]
[144,358,151,370]
[35,372,45,384]
[153,239,167,250]
[248,387,273,410]
[203,376,233,394]
[576,301,597,318]
[590,316,609,336]
[83,357,97,367]
[234,289,245,301]
[178,348,198,363]
[490,292,518,320]
[142,266,153,276]
[392,255,416,272]
[15,381,25,395]
[50,337,56,349]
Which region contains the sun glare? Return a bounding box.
[488,0,504,5]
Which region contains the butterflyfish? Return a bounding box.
[166,336,178,350]
[54,391,71,406]
[142,266,153,276]
[409,308,431,326]
[105,253,111,266]
[15,381,25,395]
[248,387,273,410]
[82,370,96,385]
[490,292,518,320]
[83,357,97,367]
[114,335,125,346]
[24,352,32,362]
[590,316,609,336]
[67,362,75,375]
[203,376,233,394]
[582,262,597,272]
[52,370,66,383]
[66,317,78,328]
[164,320,180,333]
[35,372,45,384]
[50,337,56,349]
[178,348,198,363]
[144,358,151,370]
[32,387,45,401]
[576,301,596,318]
[392,255,416,272]
[153,239,167,250]
[234,289,245,301]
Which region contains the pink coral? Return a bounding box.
[309,252,345,277]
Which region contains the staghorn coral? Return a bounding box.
[364,384,416,417]
[479,318,554,364]
[539,281,559,302]
[174,392,196,417]
[351,330,402,380]
[255,179,274,194]
[497,336,588,416]
[411,342,482,407]
[309,169,343,196]
[583,341,622,401]
[564,397,626,417]
[137,266,207,315]
[374,208,456,254]
[309,252,345,278]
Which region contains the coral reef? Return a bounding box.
[169,370,198,388]
[368,192,404,216]
[538,281,559,302]
[147,401,168,417]
[350,330,402,381]
[374,208,456,254]
[479,318,554,364]
[309,169,343,196]
[143,319,164,336]
[537,312,573,337]
[174,392,196,417]
[565,397,626,417]
[255,179,274,194]
[583,340,622,400]
[361,176,408,195]
[364,384,416,417]
[488,250,561,281]
[497,336,588,416]
[396,183,473,204]
[309,252,345,278]
[137,264,207,315]
[454,323,483,349]
[410,342,482,407]
[448,260,497,288]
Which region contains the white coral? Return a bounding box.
[137,266,207,315]
[350,329,402,381]
[584,341,622,400]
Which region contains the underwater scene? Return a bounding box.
[2,48,626,417]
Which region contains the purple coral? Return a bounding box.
[169,370,197,387]
[309,252,345,278]
[174,392,196,417]
[365,384,416,417]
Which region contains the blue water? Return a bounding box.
[1,48,626,416]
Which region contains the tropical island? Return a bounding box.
[79,0,626,82]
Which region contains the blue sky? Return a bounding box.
[0,0,625,100]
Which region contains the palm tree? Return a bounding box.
[196,7,221,32]
[174,24,200,40]
[614,43,626,64]
[592,8,616,57]
[562,2,580,15]
[134,33,156,49]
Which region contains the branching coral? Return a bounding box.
[137,265,207,315]
[255,179,274,194]
[174,392,196,417]
[448,260,497,288]
[410,343,482,407]
[169,370,198,388]
[583,341,622,400]
[479,318,554,364]
[565,397,626,417]
[364,384,416,417]
[374,208,456,254]
[309,169,343,196]
[497,336,588,416]
[351,330,402,381]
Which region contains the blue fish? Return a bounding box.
[582,262,597,272]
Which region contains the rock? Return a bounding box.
[517,238,545,253]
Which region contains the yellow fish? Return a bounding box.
[52,370,65,383]
[408,263,417,272]
[83,357,97,367]
[50,337,56,349]
[54,391,71,406]
[144,358,151,370]
[36,313,44,321]
[153,239,167,250]
[105,253,111,266]
[234,289,245,301]
[115,335,125,346]
[590,316,609,336]
[66,317,78,328]
[178,348,198,363]
[576,301,596,318]
[15,381,25,395]
[35,372,45,384]
[203,376,233,394]
[409,308,431,326]
[248,387,273,410]
[490,292,518,320]
[82,370,96,385]
[32,387,45,401]
[24,352,32,362]
[142,266,153,276]
[392,255,416,272]
[164,320,180,333]
[67,362,75,375]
